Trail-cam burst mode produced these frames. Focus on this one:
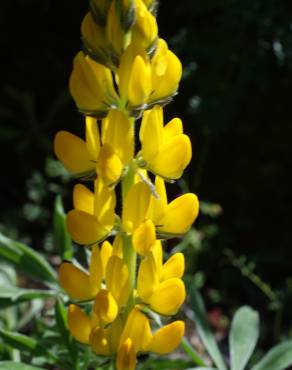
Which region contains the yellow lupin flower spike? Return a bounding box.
[139,105,192,180]
[56,0,201,367]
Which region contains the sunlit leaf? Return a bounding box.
[230,306,259,370]
[250,340,292,370]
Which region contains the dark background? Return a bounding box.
[1,0,292,348]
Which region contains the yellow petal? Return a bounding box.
[151,48,182,102]
[106,256,129,307]
[69,51,118,113]
[96,144,123,186]
[131,0,158,50]
[100,240,113,278]
[106,1,124,56]
[89,245,103,287]
[161,253,185,281]
[137,252,159,301]
[149,134,192,180]
[66,209,108,245]
[151,38,168,77]
[59,262,98,301]
[112,234,123,257]
[119,307,152,352]
[151,240,163,272]
[150,176,168,223]
[117,338,136,370]
[93,179,116,230]
[68,304,92,344]
[54,131,94,175]
[148,278,186,315]
[81,12,108,62]
[122,181,152,233]
[163,117,183,140]
[85,116,100,159]
[90,326,110,355]
[140,106,163,162]
[148,321,185,354]
[107,315,124,354]
[73,184,94,214]
[118,44,145,103]
[132,219,156,255]
[93,289,118,325]
[102,110,134,165]
[157,193,199,235]
[128,55,152,107]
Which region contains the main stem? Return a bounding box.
[121,123,136,316]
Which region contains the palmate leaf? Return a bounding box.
[0,233,57,284]
[190,282,227,370]
[250,340,292,370]
[0,363,45,370]
[230,306,260,370]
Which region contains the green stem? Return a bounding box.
[121,161,137,316]
[181,337,206,367]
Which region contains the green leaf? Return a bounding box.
[190,282,226,370]
[0,363,45,370]
[53,195,72,261]
[55,300,78,364]
[0,233,57,284]
[0,329,46,355]
[250,340,292,370]
[230,306,259,370]
[0,286,57,308]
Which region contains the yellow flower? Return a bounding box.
[81,12,112,68]
[149,38,182,105]
[131,0,158,50]
[118,44,152,110]
[122,177,199,238]
[69,51,119,116]
[117,306,185,368]
[137,241,186,315]
[101,109,134,168]
[106,1,126,57]
[106,255,130,307]
[151,176,199,237]
[59,244,103,301]
[54,116,99,178]
[66,179,116,245]
[139,105,192,180]
[116,338,136,370]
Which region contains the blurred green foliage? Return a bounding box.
[0,0,292,353]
